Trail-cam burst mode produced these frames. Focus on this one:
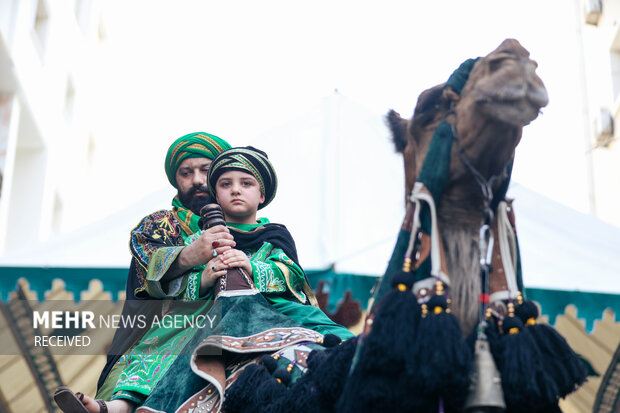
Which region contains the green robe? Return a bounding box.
[98,216,351,404]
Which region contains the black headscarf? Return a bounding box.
[230,223,300,268]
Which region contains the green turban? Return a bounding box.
[207,146,278,209]
[164,132,232,188]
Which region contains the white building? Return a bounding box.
[581,0,620,227]
[0,0,104,254]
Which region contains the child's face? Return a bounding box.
[215,170,265,224]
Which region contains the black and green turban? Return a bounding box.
[164,132,232,188]
[207,146,278,209]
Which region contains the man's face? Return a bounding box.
[175,157,212,214]
[215,170,265,224]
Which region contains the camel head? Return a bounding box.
[388,39,548,229]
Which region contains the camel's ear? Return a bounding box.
[386,109,408,153]
[442,86,460,103]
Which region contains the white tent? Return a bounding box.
[1,92,619,296]
[508,182,620,294]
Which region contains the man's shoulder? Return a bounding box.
[132,209,180,233]
[142,209,175,221]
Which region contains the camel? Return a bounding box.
[387,38,548,335]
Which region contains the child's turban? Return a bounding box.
[207,147,277,209]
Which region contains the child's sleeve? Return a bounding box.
[249,242,308,303]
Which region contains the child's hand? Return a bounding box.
[220,249,253,275]
[199,256,227,294]
[182,225,235,268]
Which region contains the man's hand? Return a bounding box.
[199,256,227,295]
[177,225,235,271]
[220,249,253,275]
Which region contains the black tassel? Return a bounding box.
[223,363,274,413]
[363,271,420,370]
[273,366,293,386]
[283,373,320,413]
[248,363,293,413]
[515,300,587,397]
[283,337,358,413]
[337,270,423,412]
[321,333,342,348]
[306,347,329,371]
[498,313,559,411]
[409,290,471,411]
[259,354,279,374]
[311,337,358,410]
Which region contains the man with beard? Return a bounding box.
[53,132,234,413]
[125,131,234,300]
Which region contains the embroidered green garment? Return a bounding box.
[106,224,213,403]
[226,218,354,340]
[99,202,209,402]
[101,216,352,403]
[138,199,203,299]
[177,217,352,339]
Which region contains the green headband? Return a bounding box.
[207,147,278,209]
[164,132,232,188]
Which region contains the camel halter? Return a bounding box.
[405,65,519,313]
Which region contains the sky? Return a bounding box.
[88,0,596,224]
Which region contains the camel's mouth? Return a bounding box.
[475,90,548,127]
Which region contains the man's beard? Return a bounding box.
[178,185,214,215]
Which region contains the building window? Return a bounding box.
[65,77,75,121]
[610,22,620,110]
[33,0,50,58]
[87,132,95,165]
[74,0,83,21]
[74,0,92,35]
[97,14,106,43]
[52,192,63,234]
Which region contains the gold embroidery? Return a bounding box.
[171,210,193,236]
[274,262,305,303]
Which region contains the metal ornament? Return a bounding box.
[464,333,506,412]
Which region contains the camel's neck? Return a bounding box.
[439,224,481,337]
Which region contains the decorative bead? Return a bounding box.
[421,303,428,317]
[507,302,515,317]
[397,283,407,292]
[403,258,412,272]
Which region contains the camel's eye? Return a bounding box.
[489,58,506,73]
